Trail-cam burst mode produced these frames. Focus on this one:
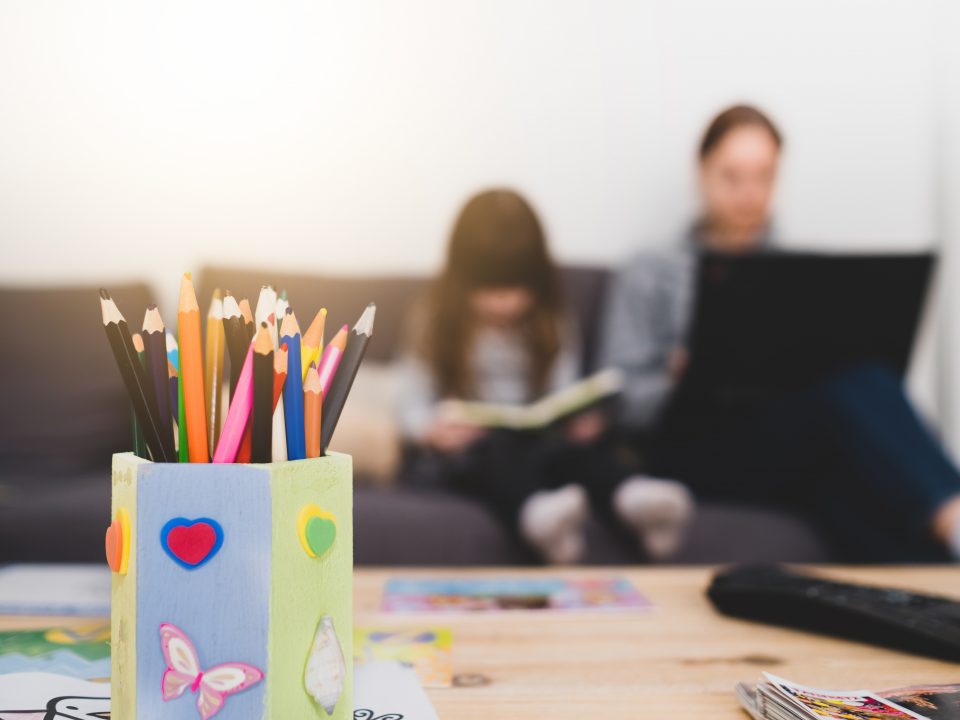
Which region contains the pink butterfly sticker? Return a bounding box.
[160,623,264,720]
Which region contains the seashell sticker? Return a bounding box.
[304,615,346,715]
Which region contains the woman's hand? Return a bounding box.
[564,410,607,445]
[425,419,487,454]
[668,346,689,383]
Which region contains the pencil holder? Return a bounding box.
[108,452,353,720]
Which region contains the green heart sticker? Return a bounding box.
[305,515,337,558]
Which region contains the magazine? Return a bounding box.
[738,673,960,720]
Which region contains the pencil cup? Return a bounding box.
[108,452,353,720]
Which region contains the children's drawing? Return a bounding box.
[0,673,109,720]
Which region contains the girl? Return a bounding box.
[396,189,691,564]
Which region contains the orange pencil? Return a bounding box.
[178,272,209,462]
[304,362,322,459]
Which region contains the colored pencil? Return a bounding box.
[222,292,247,397]
[99,289,174,462]
[304,363,322,458]
[321,303,376,454]
[238,298,255,343]
[255,285,278,344]
[142,306,174,450]
[168,360,178,426]
[233,294,259,464]
[212,341,254,463]
[251,323,274,463]
[176,339,187,460]
[272,342,288,462]
[301,308,327,380]
[178,273,209,462]
[280,308,305,460]
[204,289,226,452]
[275,295,290,335]
[271,294,290,462]
[236,411,253,462]
[273,342,288,411]
[316,324,348,397]
[130,333,148,458]
[165,330,179,371]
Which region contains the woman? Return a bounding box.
[600,104,960,561]
[396,189,691,564]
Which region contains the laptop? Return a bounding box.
[677,251,935,409]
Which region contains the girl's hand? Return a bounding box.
[564,410,607,445]
[425,419,487,454]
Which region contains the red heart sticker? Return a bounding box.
[161,518,223,569]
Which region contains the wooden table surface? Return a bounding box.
[5,566,960,718]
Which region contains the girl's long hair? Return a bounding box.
[421,189,564,400]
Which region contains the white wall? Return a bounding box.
[0,0,950,422]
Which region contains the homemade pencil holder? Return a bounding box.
[108,451,353,720]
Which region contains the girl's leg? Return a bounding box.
[542,434,693,560]
[460,430,589,564]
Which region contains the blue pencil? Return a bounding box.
[280,308,305,460]
[165,330,179,372]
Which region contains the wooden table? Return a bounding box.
[5,566,960,718]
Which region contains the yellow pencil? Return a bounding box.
[204,289,226,451]
[301,308,327,381]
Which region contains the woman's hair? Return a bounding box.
[699,104,783,159]
[420,188,564,399]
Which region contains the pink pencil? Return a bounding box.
[316,324,348,397]
[212,342,255,463]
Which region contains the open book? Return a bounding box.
[435,368,623,431]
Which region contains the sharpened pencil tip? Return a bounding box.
[354,303,377,336]
[99,288,110,300]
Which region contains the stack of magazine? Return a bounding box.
[738,673,960,720]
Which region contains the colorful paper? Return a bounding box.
[0,565,110,616]
[382,577,651,613]
[0,622,110,679]
[354,627,452,688]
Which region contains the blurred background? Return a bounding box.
[2,1,960,563]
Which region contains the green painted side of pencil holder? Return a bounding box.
[109,452,353,720]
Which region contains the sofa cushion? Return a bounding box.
[0,284,154,479]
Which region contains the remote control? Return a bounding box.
[707,564,960,661]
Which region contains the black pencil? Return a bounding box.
[142,305,174,451]
[222,292,247,397]
[251,322,274,463]
[130,333,150,458]
[320,302,375,454]
[239,297,256,344]
[99,289,174,462]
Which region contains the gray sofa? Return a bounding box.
[0,269,830,564]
